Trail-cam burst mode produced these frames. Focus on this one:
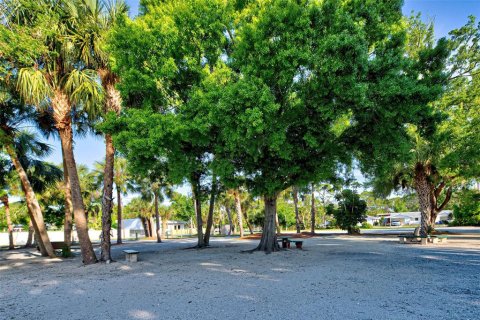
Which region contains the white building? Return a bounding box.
[121,218,188,238]
[378,210,453,226]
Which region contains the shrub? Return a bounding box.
[452,190,480,226]
[361,222,373,229]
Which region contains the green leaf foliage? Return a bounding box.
[327,189,367,234]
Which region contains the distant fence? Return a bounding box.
[0,230,105,247]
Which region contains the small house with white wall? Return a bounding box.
[120,218,188,239]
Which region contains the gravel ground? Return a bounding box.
[1,235,479,320]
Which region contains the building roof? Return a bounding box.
[123,218,144,230]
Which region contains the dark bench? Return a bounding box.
[277,238,303,249]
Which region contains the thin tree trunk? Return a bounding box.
[255,194,280,253]
[293,186,301,233]
[414,163,434,237]
[116,187,122,244]
[154,192,162,243]
[191,173,205,247]
[275,211,281,234]
[226,206,233,235]
[148,218,153,238]
[204,175,217,246]
[141,216,148,237]
[162,215,168,238]
[5,144,54,257]
[99,71,122,259]
[243,209,254,234]
[233,189,244,237]
[100,134,115,262]
[62,153,73,250]
[1,195,14,249]
[25,220,34,248]
[431,184,452,225]
[311,184,316,234]
[57,124,96,264]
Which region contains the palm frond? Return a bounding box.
[17,67,52,106]
[63,68,103,118]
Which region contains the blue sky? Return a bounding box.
[44,0,480,170]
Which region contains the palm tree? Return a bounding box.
[0,84,55,257]
[72,0,127,262]
[2,0,102,264]
[0,156,15,249]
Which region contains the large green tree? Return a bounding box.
[104,0,231,248]
[212,0,416,252]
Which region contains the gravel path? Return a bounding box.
[1,235,479,320]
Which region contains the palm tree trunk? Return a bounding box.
[162,215,168,238]
[5,144,55,257]
[62,153,73,249]
[414,163,434,236]
[233,189,244,237]
[225,206,233,235]
[275,211,281,234]
[311,184,316,234]
[25,220,34,248]
[204,175,217,246]
[116,187,122,244]
[293,186,301,233]
[100,134,115,261]
[57,124,97,264]
[99,71,122,258]
[148,218,153,238]
[1,195,14,249]
[255,194,280,253]
[154,192,162,243]
[191,172,205,247]
[140,216,148,237]
[243,209,254,234]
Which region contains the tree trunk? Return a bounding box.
[5,144,55,257]
[25,220,34,248]
[162,215,168,238]
[275,211,281,234]
[100,134,115,262]
[233,189,244,237]
[1,195,14,250]
[311,184,316,234]
[431,183,452,225]
[141,216,149,237]
[243,209,254,234]
[204,175,217,246]
[147,218,153,238]
[154,192,162,243]
[293,186,301,233]
[57,124,97,264]
[191,173,205,247]
[62,153,73,250]
[414,163,434,236]
[255,194,280,253]
[99,70,122,259]
[225,206,233,235]
[116,187,123,244]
